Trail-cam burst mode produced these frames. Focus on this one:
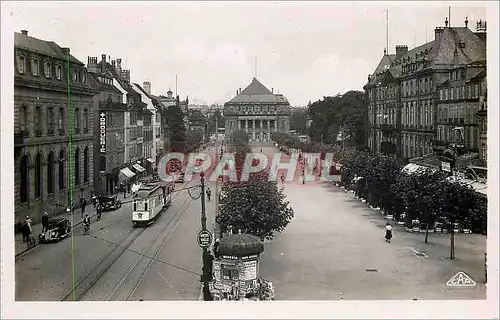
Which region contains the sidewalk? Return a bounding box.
[15,198,133,257]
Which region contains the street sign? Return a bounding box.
[446,271,476,287]
[197,230,213,248]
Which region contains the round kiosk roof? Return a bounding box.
[218,232,264,256]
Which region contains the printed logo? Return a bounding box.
[446,271,476,287]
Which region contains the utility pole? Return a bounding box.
[199,172,213,300]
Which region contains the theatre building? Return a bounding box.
[224,78,291,141]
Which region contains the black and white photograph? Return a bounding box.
[1,1,498,319]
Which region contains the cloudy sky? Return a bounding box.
[4,1,487,106]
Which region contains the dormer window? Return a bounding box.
[56,65,62,80]
[17,55,26,74]
[81,72,86,84]
[44,62,51,78]
[32,58,39,76]
[72,71,77,82]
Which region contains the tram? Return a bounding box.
[132,183,174,227]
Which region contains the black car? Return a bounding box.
[100,195,122,211]
[39,217,71,243]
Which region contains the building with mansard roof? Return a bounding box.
[224,77,291,141]
[14,30,97,225]
[364,18,487,163]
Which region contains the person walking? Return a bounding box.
[96,203,102,221]
[25,216,32,234]
[80,197,87,218]
[206,187,212,201]
[21,221,30,243]
[41,212,49,233]
[385,222,393,243]
[83,214,91,234]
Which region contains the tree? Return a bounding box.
[441,180,487,259]
[290,109,308,134]
[396,169,447,243]
[165,96,186,152]
[207,110,224,134]
[185,128,204,152]
[216,170,294,240]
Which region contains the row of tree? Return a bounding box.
[272,133,488,242]
[163,98,204,153]
[215,130,295,241]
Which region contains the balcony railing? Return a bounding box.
[35,129,42,137]
[47,128,54,136]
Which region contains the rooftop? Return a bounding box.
[226,78,290,105]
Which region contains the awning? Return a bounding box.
[146,158,155,164]
[119,167,136,181]
[132,163,146,173]
[402,163,436,174]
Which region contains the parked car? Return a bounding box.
[101,195,122,211]
[39,217,71,243]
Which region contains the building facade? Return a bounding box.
[365,19,487,160]
[224,77,291,141]
[87,55,127,195]
[435,62,486,157]
[132,82,156,173]
[14,30,96,224]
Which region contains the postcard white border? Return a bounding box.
[1,1,498,319]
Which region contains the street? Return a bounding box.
[257,146,487,300]
[15,144,487,301]
[15,148,219,302]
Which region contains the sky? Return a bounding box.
[4,1,487,106]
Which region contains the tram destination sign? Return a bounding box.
[197,230,213,248]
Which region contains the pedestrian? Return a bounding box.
[21,221,30,243]
[213,239,220,258]
[96,203,102,221]
[206,187,212,201]
[25,216,32,233]
[80,197,87,217]
[42,212,49,233]
[385,222,393,243]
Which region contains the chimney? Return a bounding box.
[121,70,130,83]
[167,89,173,98]
[116,58,122,75]
[239,88,242,94]
[111,60,116,67]
[101,54,106,73]
[21,30,28,36]
[434,27,445,41]
[395,45,408,59]
[272,88,274,93]
[143,81,151,94]
[87,56,98,73]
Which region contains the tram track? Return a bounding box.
[60,181,198,302]
[104,192,194,301]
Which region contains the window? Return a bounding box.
[81,72,86,84]
[47,106,54,132]
[56,65,62,80]
[34,106,42,135]
[72,71,77,83]
[445,88,449,100]
[450,88,454,100]
[222,268,239,280]
[440,89,443,101]
[84,147,89,182]
[156,112,160,122]
[32,58,39,76]
[20,105,28,132]
[17,55,26,74]
[59,107,65,132]
[35,153,42,198]
[83,109,89,132]
[461,86,465,99]
[74,148,80,186]
[47,152,54,194]
[482,143,487,160]
[474,84,479,98]
[75,108,80,132]
[20,155,29,203]
[59,150,65,190]
[44,62,51,78]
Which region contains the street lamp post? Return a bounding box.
[199,172,213,301]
